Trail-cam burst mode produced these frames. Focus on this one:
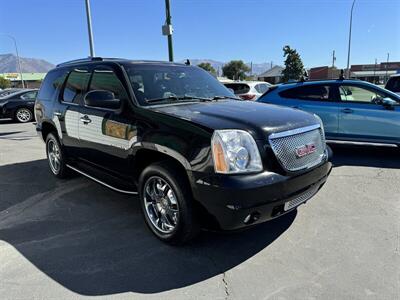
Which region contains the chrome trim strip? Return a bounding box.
[268,124,321,140]
[66,164,138,195]
[326,140,397,147]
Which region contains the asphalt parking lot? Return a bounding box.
[0,120,399,300]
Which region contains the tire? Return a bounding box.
[14,107,33,123]
[45,132,70,179]
[139,161,200,245]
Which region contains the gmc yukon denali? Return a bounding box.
[35,57,332,244]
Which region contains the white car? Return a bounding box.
[223,81,272,100]
[385,74,400,95]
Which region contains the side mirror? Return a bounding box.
[84,90,121,109]
[381,97,398,109]
[227,88,235,95]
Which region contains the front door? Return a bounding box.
[77,65,138,177]
[338,84,400,144]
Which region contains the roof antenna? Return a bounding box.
[185,59,191,66]
[339,69,345,80]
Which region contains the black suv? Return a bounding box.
[35,57,331,244]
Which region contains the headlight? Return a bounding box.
[313,114,326,140]
[211,129,263,174]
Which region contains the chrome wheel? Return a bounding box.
[47,139,61,174]
[16,108,32,123]
[143,176,179,234]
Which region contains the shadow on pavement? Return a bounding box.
[0,159,296,295]
[330,144,400,169]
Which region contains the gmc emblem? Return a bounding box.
[295,143,316,158]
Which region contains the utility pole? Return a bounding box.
[85,0,95,57]
[162,0,174,62]
[332,50,336,68]
[0,34,24,88]
[385,53,390,84]
[373,58,377,84]
[346,0,356,79]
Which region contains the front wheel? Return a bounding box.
[14,107,33,123]
[139,161,200,245]
[46,133,70,178]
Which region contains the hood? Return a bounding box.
[149,100,319,140]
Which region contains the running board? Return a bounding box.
[66,164,138,195]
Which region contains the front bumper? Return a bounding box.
[191,161,332,230]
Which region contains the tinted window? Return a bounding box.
[62,68,90,103]
[339,85,387,103]
[255,83,269,93]
[386,77,400,93]
[20,91,38,100]
[280,85,333,101]
[89,67,128,101]
[224,83,250,95]
[37,69,68,101]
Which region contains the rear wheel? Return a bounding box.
[139,161,200,245]
[14,108,33,123]
[46,133,70,178]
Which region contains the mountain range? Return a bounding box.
[0,53,55,73]
[0,53,274,75]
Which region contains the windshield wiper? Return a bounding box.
[211,95,241,100]
[146,94,212,104]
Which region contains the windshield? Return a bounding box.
[123,64,233,105]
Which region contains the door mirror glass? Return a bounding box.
[84,90,121,109]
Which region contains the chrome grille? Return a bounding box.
[284,185,319,211]
[269,124,326,172]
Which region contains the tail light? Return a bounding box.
[240,94,256,100]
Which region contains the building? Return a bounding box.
[349,62,400,84]
[309,66,341,80]
[0,73,46,88]
[257,66,284,84]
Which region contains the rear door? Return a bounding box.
[278,84,340,137]
[337,84,400,143]
[77,64,137,176]
[55,66,91,155]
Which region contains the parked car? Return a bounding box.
[35,57,331,244]
[385,74,400,95]
[0,88,22,98]
[257,79,400,146]
[0,89,38,122]
[223,81,271,100]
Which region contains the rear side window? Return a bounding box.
[37,69,68,101]
[386,77,400,93]
[20,91,38,100]
[255,83,269,94]
[62,68,91,103]
[224,83,250,95]
[88,67,128,101]
[280,85,333,101]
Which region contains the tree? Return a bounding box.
[0,76,11,89]
[198,62,217,76]
[281,45,304,82]
[222,60,250,80]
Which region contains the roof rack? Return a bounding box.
[56,57,103,67]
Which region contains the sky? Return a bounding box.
[0,0,399,68]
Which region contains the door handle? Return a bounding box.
[341,108,354,114]
[80,115,92,124]
[54,111,62,116]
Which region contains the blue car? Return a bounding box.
[257,80,400,146]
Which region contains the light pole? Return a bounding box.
[346,0,356,79]
[1,34,25,88]
[162,0,174,62]
[85,0,95,57]
[385,53,390,84]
